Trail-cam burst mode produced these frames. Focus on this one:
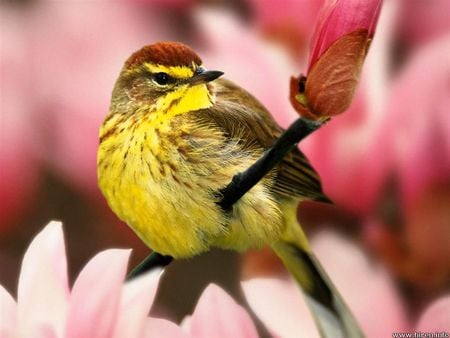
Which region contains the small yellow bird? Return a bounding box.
[98,41,362,337]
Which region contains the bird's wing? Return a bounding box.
[192,78,328,202]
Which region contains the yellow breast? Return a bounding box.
[98,110,283,259]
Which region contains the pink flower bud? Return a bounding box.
[290,0,382,119]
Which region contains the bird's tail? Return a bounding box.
[271,201,364,338]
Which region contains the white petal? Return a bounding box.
[113,269,162,338]
[312,230,409,336]
[190,284,258,338]
[416,295,450,332]
[0,285,17,338]
[143,318,190,338]
[242,277,319,338]
[65,249,130,338]
[17,221,69,337]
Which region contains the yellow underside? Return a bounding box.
[98,81,287,258]
[98,117,285,258]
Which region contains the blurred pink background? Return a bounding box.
[1,0,449,335]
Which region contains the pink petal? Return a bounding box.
[242,277,319,338]
[190,284,258,338]
[180,315,191,332]
[312,231,410,337]
[300,1,396,214]
[65,249,130,338]
[302,87,388,214]
[31,326,58,338]
[416,295,450,332]
[384,34,450,209]
[0,285,17,338]
[17,221,69,337]
[143,318,190,338]
[248,0,323,52]
[113,269,163,338]
[397,0,450,47]
[196,9,298,129]
[359,35,450,288]
[308,0,382,70]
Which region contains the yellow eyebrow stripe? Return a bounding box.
[143,63,195,78]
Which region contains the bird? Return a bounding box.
[97,41,363,337]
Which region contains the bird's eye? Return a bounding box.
[153,72,171,86]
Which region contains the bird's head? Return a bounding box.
[112,41,223,117]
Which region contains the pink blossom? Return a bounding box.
[143,284,259,338]
[396,0,450,48]
[186,284,258,338]
[300,79,388,214]
[195,8,299,129]
[312,231,409,337]
[308,0,382,70]
[247,0,324,56]
[416,295,450,332]
[307,27,450,287]
[290,0,382,119]
[382,34,450,210]
[0,221,160,337]
[300,1,400,214]
[301,88,387,213]
[243,277,318,337]
[0,222,258,338]
[243,230,410,338]
[363,34,450,288]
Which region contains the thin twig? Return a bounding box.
[127,117,325,280]
[126,252,173,281]
[217,117,323,210]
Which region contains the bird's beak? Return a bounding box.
[188,70,224,86]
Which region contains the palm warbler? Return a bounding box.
[98,42,362,337]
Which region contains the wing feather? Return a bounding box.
[193,78,329,202]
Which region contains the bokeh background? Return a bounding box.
[1,0,449,336]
